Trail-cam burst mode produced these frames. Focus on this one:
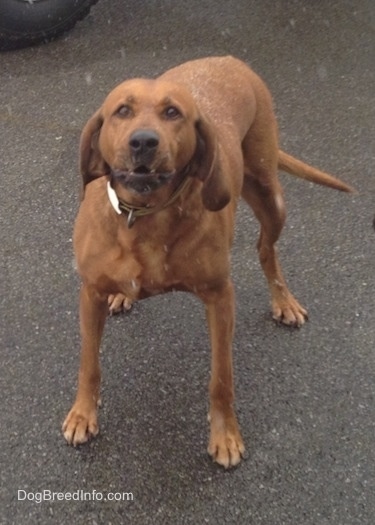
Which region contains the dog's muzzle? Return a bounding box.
[111,168,176,195]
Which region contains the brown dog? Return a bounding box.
[62,56,354,468]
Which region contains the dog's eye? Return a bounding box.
[164,106,181,120]
[116,105,132,118]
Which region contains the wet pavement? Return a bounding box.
[1,1,374,523]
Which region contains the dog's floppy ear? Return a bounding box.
[79,109,109,196]
[194,116,230,211]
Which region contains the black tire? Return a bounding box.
[0,0,100,51]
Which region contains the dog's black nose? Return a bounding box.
[129,129,159,163]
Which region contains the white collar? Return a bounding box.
[107,181,122,214]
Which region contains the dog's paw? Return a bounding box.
[62,404,99,446]
[207,411,245,468]
[108,293,133,315]
[272,293,308,327]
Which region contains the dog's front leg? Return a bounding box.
[63,283,107,446]
[201,280,245,468]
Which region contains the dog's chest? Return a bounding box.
[75,200,228,298]
[134,237,203,295]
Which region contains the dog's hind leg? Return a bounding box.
[241,104,307,326]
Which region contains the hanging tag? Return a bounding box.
[127,208,136,228]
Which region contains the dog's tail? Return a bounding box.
[278,150,355,193]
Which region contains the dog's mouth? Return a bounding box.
[111,166,176,195]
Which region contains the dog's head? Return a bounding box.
[79,78,230,211]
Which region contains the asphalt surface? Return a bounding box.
[1,1,374,524]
